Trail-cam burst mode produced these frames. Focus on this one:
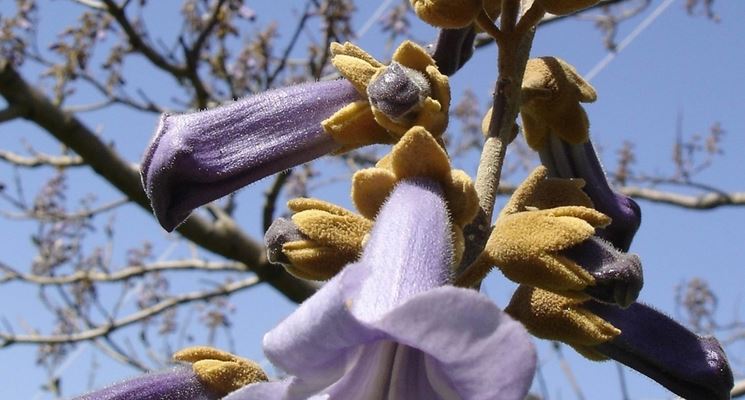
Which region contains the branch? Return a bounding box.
[0,276,260,347]
[0,150,84,168]
[475,0,631,48]
[0,61,316,303]
[0,259,247,285]
[732,379,745,398]
[493,182,745,209]
[101,0,187,78]
[0,106,22,123]
[618,187,745,209]
[0,197,128,221]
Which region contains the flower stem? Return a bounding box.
[458,0,537,274]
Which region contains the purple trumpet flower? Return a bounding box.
[73,367,220,400]
[140,80,361,231]
[227,178,537,400]
[586,301,734,400]
[431,27,476,76]
[540,135,641,252]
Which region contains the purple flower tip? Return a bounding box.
[588,301,734,400]
[563,236,643,307]
[540,136,642,252]
[140,80,361,231]
[73,367,220,400]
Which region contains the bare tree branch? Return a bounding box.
[0,106,22,123]
[0,276,260,347]
[619,187,745,209]
[0,60,317,303]
[0,259,247,285]
[0,150,84,168]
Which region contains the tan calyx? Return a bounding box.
[282,198,373,281]
[520,57,597,150]
[505,285,620,360]
[457,166,610,292]
[536,0,600,16]
[410,0,484,29]
[351,127,478,267]
[324,41,450,146]
[173,346,268,395]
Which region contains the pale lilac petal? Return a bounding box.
[587,301,734,400]
[73,367,219,400]
[141,79,360,231]
[228,179,536,400]
[353,178,453,320]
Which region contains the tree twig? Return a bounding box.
[0,276,260,347]
[0,61,317,303]
[0,259,247,285]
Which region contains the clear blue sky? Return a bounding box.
[0,1,743,399]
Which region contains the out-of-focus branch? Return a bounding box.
[475,0,631,48]
[0,61,317,303]
[101,0,186,78]
[619,187,745,209]
[0,106,22,123]
[0,259,247,285]
[495,182,745,209]
[732,379,745,398]
[1,197,128,221]
[0,150,84,168]
[263,170,291,233]
[0,276,260,347]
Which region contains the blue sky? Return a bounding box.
[0,1,744,399]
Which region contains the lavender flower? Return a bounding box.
[227,178,537,400]
[587,301,734,400]
[508,286,733,400]
[73,367,220,400]
[540,136,641,251]
[140,79,361,232]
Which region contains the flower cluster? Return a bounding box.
[77,10,733,400]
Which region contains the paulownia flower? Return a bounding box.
[73,346,266,400]
[432,27,476,76]
[264,199,372,281]
[518,56,597,150]
[536,0,600,15]
[229,178,537,400]
[141,41,450,232]
[329,41,450,141]
[266,127,478,280]
[539,135,641,252]
[507,286,734,400]
[459,166,642,307]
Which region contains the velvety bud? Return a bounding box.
[541,137,641,251]
[563,235,643,307]
[264,217,306,266]
[410,0,483,29]
[432,27,476,76]
[367,62,431,123]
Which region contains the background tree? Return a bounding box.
[0,0,743,398]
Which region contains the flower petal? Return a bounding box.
[540,137,641,251]
[233,179,536,399]
[73,367,220,400]
[587,301,734,400]
[141,79,360,231]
